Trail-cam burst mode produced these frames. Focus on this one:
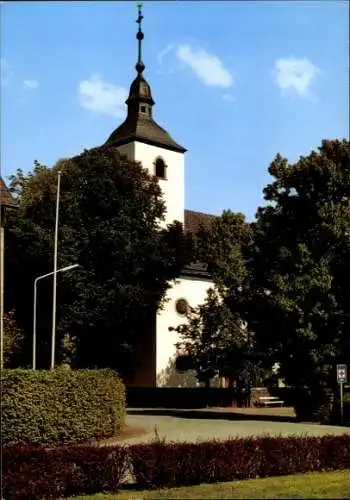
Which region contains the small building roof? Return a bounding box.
[0,176,16,208]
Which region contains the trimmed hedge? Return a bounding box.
[2,444,129,499]
[2,369,125,447]
[130,434,350,489]
[3,434,350,498]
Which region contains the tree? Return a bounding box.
[195,210,252,295]
[3,311,24,367]
[5,146,193,377]
[250,138,350,422]
[171,210,268,388]
[173,287,268,388]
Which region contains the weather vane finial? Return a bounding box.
[135,3,145,75]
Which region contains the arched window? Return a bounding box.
[154,157,167,180]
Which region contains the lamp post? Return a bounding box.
[33,263,79,370]
[0,177,18,370]
[51,171,61,370]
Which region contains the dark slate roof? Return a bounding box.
[184,209,216,234]
[181,261,212,281]
[106,115,187,153]
[106,74,186,154]
[0,177,16,207]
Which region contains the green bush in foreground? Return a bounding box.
[2,368,125,446]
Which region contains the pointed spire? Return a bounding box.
[135,3,145,75]
[105,4,186,153]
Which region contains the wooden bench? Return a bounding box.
[258,396,284,407]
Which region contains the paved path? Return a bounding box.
[121,408,350,445]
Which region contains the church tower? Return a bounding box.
[105,4,186,227]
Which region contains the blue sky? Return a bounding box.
[1,1,349,220]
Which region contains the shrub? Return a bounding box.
[293,387,335,423]
[130,438,263,488]
[2,369,125,446]
[327,392,350,425]
[3,434,350,498]
[2,444,129,499]
[345,393,350,425]
[339,392,350,425]
[130,434,350,489]
[258,435,321,476]
[3,310,23,366]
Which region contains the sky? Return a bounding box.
[1,1,349,220]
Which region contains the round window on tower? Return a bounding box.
[175,298,189,316]
[154,157,167,180]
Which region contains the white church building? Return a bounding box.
[104,7,214,386]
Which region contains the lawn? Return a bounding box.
[73,469,350,499]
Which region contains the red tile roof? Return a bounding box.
[0,177,16,207]
[184,209,216,234]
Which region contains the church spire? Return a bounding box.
[135,4,145,75]
[105,3,186,153]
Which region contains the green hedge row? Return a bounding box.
[2,369,125,447]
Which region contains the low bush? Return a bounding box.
[293,387,335,423]
[342,393,350,425]
[2,369,125,447]
[3,434,350,498]
[322,392,350,426]
[2,444,129,499]
[130,434,350,489]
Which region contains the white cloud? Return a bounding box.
[222,93,235,102]
[23,79,39,90]
[1,57,13,87]
[158,43,233,89]
[78,75,127,118]
[175,44,233,88]
[157,44,176,65]
[157,44,177,76]
[274,56,321,100]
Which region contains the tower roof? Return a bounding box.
[105,4,186,153]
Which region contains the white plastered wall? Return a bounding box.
[117,139,208,386]
[116,141,185,227]
[156,276,214,381]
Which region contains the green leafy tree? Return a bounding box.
[172,210,267,388]
[5,146,192,377]
[250,138,350,422]
[173,288,267,388]
[195,210,252,295]
[3,311,24,367]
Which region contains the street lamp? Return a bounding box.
[33,263,79,370]
[0,177,18,370]
[51,171,61,370]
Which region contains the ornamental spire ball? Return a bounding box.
[135,3,145,75]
